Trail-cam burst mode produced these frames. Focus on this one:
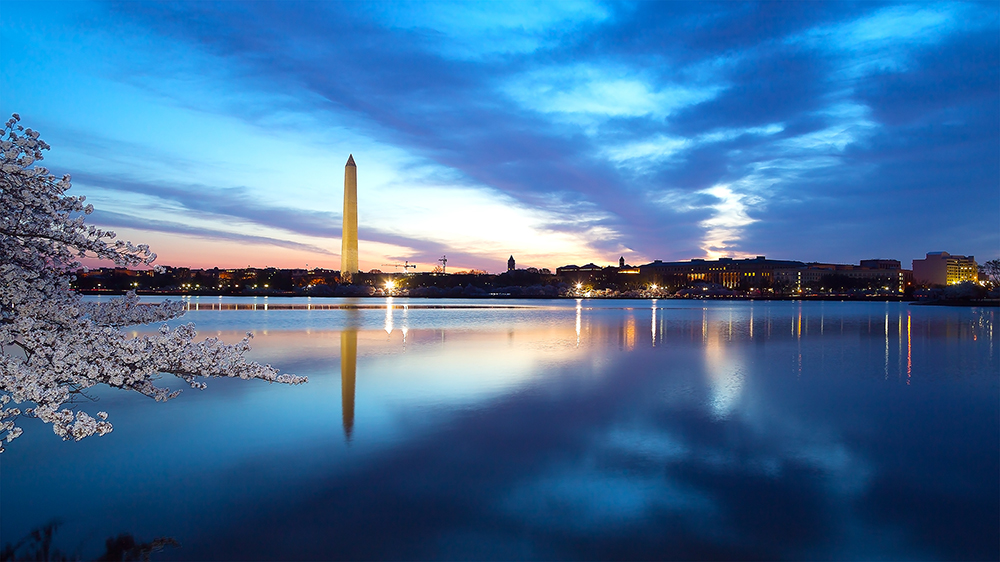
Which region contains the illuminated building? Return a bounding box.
[341,155,359,284]
[556,263,603,275]
[640,256,805,289]
[555,263,607,285]
[618,256,639,274]
[774,260,912,293]
[508,255,515,272]
[912,252,979,286]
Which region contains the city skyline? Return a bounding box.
[2,2,997,273]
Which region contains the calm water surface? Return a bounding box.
[3,299,997,560]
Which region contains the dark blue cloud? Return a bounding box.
[589,1,876,61]
[103,2,690,254]
[99,0,999,264]
[90,209,336,256]
[743,21,1000,261]
[667,48,834,134]
[859,27,999,127]
[74,172,343,238]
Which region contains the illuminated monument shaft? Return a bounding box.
[341,154,358,283]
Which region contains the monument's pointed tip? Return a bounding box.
[346,154,356,167]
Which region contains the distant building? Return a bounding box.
[912,252,978,286]
[859,259,901,270]
[556,263,603,276]
[556,263,608,285]
[508,255,515,272]
[774,260,911,293]
[640,256,805,289]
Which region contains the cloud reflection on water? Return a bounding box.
[3,301,995,560]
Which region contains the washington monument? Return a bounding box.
[341,154,358,283]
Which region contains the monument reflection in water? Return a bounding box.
[341,328,356,440]
[0,300,996,561]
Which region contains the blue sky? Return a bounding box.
[2,1,997,272]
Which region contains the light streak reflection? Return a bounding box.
[575,299,582,347]
[702,308,708,342]
[651,300,657,347]
[704,311,745,419]
[906,311,911,383]
[385,297,394,335]
[884,311,889,380]
[402,303,409,343]
[625,313,636,351]
[898,313,903,381]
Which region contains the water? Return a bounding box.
[3,299,997,560]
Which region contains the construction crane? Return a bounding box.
[381,260,417,273]
[438,255,448,273]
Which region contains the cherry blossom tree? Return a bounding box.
[0,114,306,452]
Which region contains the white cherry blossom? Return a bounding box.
[0,114,306,452]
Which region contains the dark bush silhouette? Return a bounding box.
[1,522,178,562]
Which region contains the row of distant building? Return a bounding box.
[548,251,981,292]
[75,251,980,295]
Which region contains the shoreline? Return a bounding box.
[78,291,997,307]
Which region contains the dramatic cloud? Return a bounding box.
[2,1,996,270]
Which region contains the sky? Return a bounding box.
[2,1,997,273]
